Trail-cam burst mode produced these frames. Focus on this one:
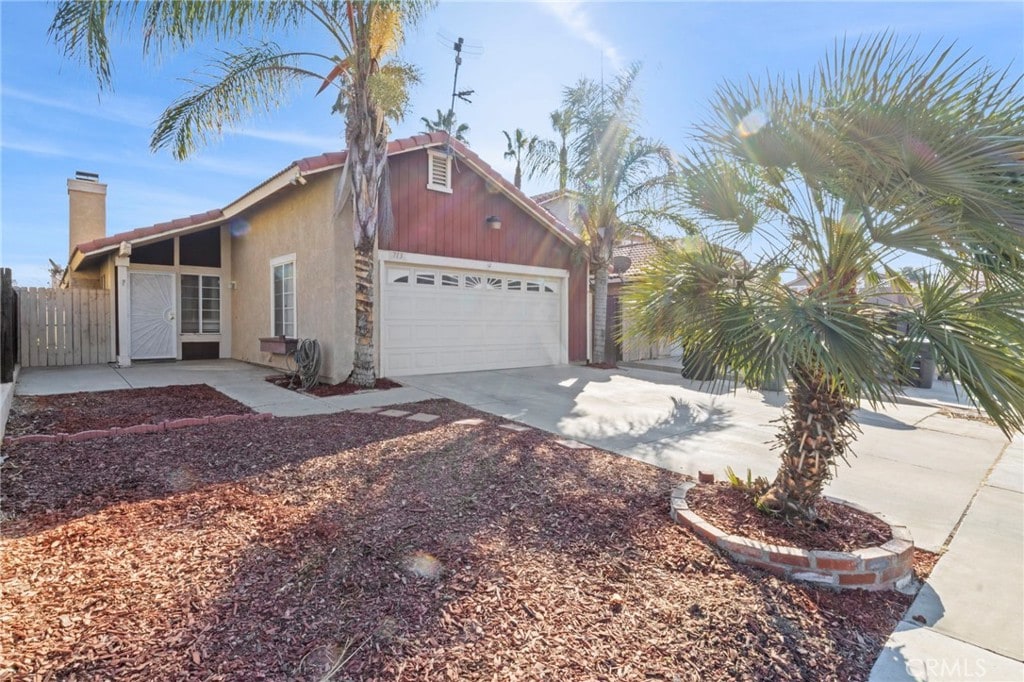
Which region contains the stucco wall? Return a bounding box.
[229,171,354,383]
[67,179,106,258]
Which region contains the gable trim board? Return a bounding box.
[379,251,569,377]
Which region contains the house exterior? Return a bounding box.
[530,190,682,364]
[606,238,683,363]
[62,133,588,382]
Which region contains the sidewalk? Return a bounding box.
[869,432,1024,681]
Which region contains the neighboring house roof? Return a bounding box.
[530,189,583,230]
[71,132,579,270]
[531,189,581,206]
[609,239,669,282]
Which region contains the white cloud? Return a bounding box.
[537,0,623,71]
[1,85,157,128]
[231,127,344,150]
[0,138,67,157]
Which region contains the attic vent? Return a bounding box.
[426,150,453,194]
[75,170,100,182]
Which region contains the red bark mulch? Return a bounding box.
[265,375,402,397]
[4,385,252,438]
[2,396,923,681]
[687,482,892,553]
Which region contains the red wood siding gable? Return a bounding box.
[384,148,568,267]
[382,148,587,362]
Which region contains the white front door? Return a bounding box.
[381,260,567,377]
[129,271,177,359]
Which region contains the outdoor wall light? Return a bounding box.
[290,171,307,186]
[485,215,502,230]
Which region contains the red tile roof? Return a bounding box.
[530,189,580,205]
[77,209,225,254]
[75,131,577,257]
[611,240,666,278]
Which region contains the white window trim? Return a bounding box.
[270,253,297,337]
[426,149,453,194]
[179,273,222,335]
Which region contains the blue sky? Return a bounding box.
[2,0,1022,286]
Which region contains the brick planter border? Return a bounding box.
[2,412,273,447]
[670,482,914,591]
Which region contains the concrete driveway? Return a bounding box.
[397,365,1008,550]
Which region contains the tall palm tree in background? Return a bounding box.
[549,108,573,193]
[501,128,541,189]
[626,35,1024,521]
[420,108,469,144]
[531,108,575,193]
[49,0,432,387]
[562,64,682,364]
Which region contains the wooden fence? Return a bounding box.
[1,268,16,382]
[17,287,113,367]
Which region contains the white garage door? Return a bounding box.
[381,260,566,376]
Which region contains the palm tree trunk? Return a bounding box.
[346,66,386,388]
[756,366,856,521]
[592,261,609,364]
[558,145,567,192]
[351,247,376,387]
[514,162,522,189]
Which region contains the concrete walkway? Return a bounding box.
[13,360,437,416]
[11,360,1024,679]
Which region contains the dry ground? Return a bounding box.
[1,387,923,681]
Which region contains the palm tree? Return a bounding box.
[562,64,682,364]
[549,108,573,193]
[530,108,575,193]
[48,0,432,388]
[502,128,541,189]
[420,108,469,144]
[625,34,1024,521]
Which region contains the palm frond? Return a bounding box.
[368,60,420,123]
[902,272,1024,435]
[49,0,301,88]
[151,44,327,159]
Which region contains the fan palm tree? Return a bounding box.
[502,128,542,189]
[420,108,469,144]
[562,63,683,364]
[625,34,1024,521]
[48,0,432,387]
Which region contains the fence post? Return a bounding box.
[1,268,13,382]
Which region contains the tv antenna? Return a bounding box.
[437,33,481,150]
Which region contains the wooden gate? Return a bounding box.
[17,288,113,367]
